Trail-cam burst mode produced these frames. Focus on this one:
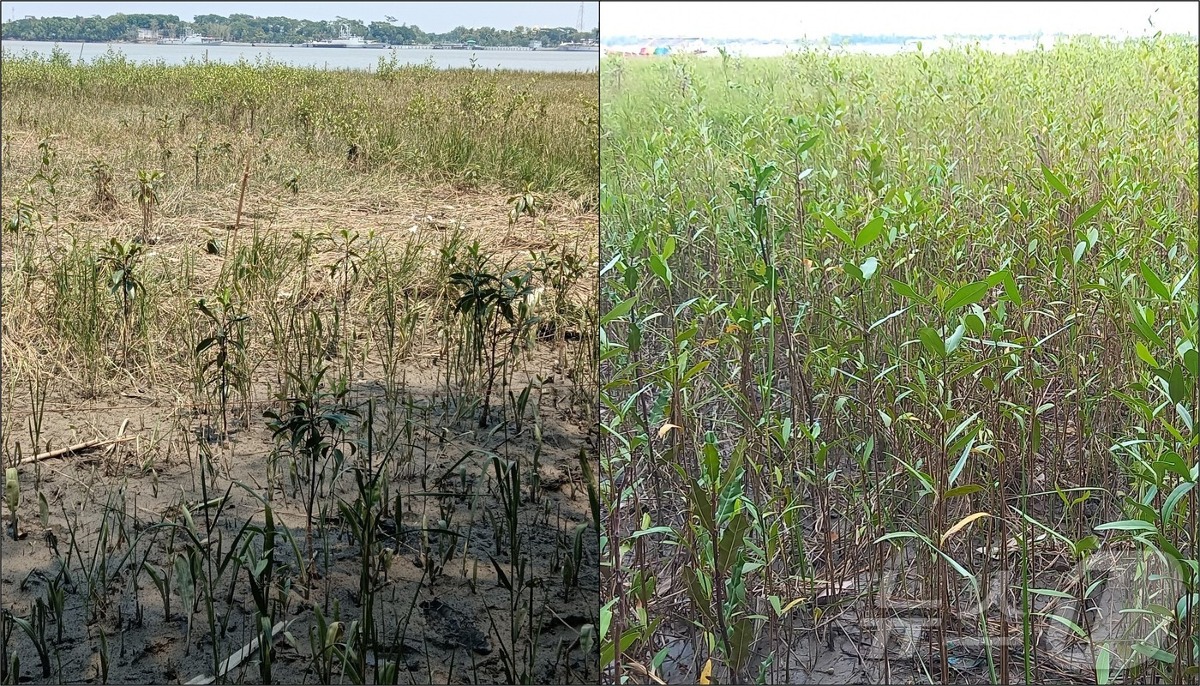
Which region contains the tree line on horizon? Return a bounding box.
[0,13,599,46]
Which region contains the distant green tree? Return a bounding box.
[0,11,596,46]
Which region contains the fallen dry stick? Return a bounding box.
[12,436,137,467]
[626,658,668,685]
[185,620,292,685]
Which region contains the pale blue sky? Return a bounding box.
[4,2,600,31]
[603,1,1199,39]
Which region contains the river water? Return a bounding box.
[0,40,599,73]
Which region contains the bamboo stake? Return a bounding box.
[185,620,292,684]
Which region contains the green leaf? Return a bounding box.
[1184,348,1199,378]
[599,598,617,639]
[1162,481,1194,522]
[1041,165,1070,197]
[1045,612,1087,638]
[1072,535,1100,556]
[1094,519,1157,533]
[729,617,754,672]
[629,526,676,539]
[1028,587,1075,599]
[945,411,981,448]
[687,478,715,532]
[1130,643,1175,664]
[601,297,636,326]
[945,484,984,498]
[964,312,984,334]
[1135,341,1159,368]
[823,215,854,246]
[875,530,976,582]
[661,235,676,261]
[1128,301,1166,348]
[947,428,978,487]
[843,261,863,281]
[674,297,700,317]
[1141,263,1171,300]
[944,281,991,313]
[889,278,929,305]
[918,327,945,358]
[1167,364,1187,405]
[1072,199,1105,228]
[855,216,884,249]
[1156,451,1191,482]
[717,513,749,573]
[600,628,642,671]
[648,254,672,286]
[1095,646,1111,685]
[4,468,18,509]
[1171,263,1195,299]
[680,568,713,623]
[683,360,710,384]
[796,132,822,155]
[986,269,1023,307]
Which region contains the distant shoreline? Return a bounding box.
[1,39,572,51]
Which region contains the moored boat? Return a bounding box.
[304,24,385,48]
[157,29,223,45]
[556,41,599,51]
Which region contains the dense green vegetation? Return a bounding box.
[600,36,1198,684]
[0,13,598,47]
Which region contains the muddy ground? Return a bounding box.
[0,182,600,684]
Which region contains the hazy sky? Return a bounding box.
[603,1,1199,39]
[3,2,600,31]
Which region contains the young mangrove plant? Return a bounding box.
[131,168,163,243]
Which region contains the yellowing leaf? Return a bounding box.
[779,596,809,616]
[657,423,681,439]
[699,659,713,685]
[940,512,991,545]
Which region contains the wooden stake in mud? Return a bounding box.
[231,153,252,255]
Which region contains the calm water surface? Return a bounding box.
[1,40,598,72]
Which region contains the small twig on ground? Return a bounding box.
[13,436,137,466]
